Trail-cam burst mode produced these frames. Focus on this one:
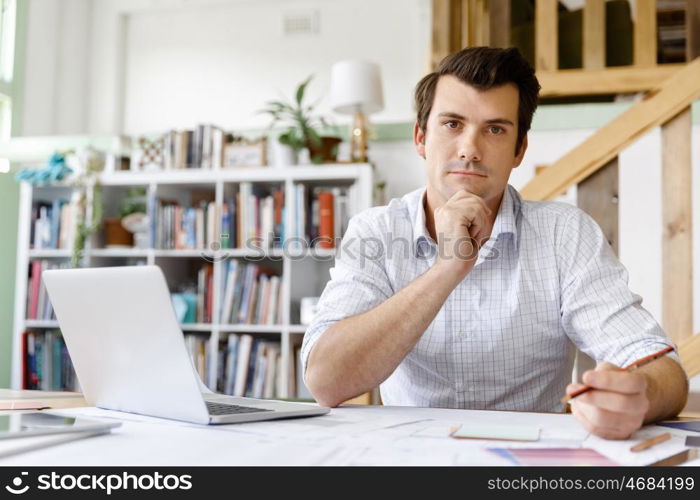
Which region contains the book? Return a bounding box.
[244,340,261,397]
[223,334,240,395]
[263,343,279,399]
[317,191,335,248]
[251,342,267,398]
[233,334,253,397]
[220,260,239,324]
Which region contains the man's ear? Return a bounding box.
[413,122,426,159]
[513,134,528,168]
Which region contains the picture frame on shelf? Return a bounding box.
[132,135,166,172]
[223,136,267,168]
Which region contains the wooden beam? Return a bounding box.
[574,159,619,380]
[460,0,472,48]
[679,333,700,378]
[432,0,452,69]
[662,107,693,344]
[535,0,558,71]
[577,159,619,255]
[450,0,462,52]
[634,0,657,67]
[488,0,510,48]
[521,58,700,201]
[476,0,488,47]
[583,0,606,70]
[688,0,700,61]
[537,64,683,97]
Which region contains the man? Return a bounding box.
[301,47,688,439]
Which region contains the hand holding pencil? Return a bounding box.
[563,346,675,441]
[562,346,675,404]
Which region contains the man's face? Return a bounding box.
[414,75,527,206]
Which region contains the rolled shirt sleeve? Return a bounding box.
[300,212,394,383]
[558,208,683,370]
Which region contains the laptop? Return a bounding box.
[42,265,329,425]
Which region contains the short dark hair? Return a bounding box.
[414,47,540,155]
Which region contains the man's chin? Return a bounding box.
[443,183,482,200]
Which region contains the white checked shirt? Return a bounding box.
[301,184,681,412]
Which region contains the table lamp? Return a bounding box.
[329,60,384,163]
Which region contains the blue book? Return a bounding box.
[224,334,239,395]
[148,194,157,248]
[52,334,62,391]
[221,208,231,249]
[244,340,260,397]
[237,264,257,324]
[50,200,62,249]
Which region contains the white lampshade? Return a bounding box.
[329,60,384,115]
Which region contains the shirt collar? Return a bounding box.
[411,185,520,258]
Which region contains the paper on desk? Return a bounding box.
[50,406,437,442]
[584,425,691,466]
[451,423,540,441]
[0,431,110,459]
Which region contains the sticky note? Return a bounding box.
[450,423,540,441]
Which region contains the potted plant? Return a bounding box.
[260,75,342,165]
[103,187,148,248]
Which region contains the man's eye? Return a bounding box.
[488,126,503,134]
[445,121,460,129]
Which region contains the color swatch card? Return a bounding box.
[450,423,540,442]
[489,448,619,466]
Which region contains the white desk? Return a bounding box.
[1,405,699,466]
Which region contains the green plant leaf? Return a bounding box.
[306,128,322,146]
[295,75,313,107]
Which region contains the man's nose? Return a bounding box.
[457,129,482,163]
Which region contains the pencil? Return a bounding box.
[560,345,675,404]
[630,432,671,452]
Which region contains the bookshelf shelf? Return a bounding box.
[24,320,61,329]
[89,248,151,258]
[13,162,373,400]
[179,323,214,332]
[28,250,72,259]
[217,324,286,333]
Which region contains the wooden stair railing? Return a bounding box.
[431,0,700,97]
[522,60,697,360]
[679,334,700,379]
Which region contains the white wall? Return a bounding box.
[21,0,92,135]
[21,0,431,135]
[121,0,430,134]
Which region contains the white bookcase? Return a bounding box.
[12,163,373,399]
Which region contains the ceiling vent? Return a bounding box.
[283,10,320,36]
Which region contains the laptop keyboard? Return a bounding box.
[205,401,273,416]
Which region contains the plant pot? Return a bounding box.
[307,136,342,164]
[103,218,133,248]
[270,140,298,167]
